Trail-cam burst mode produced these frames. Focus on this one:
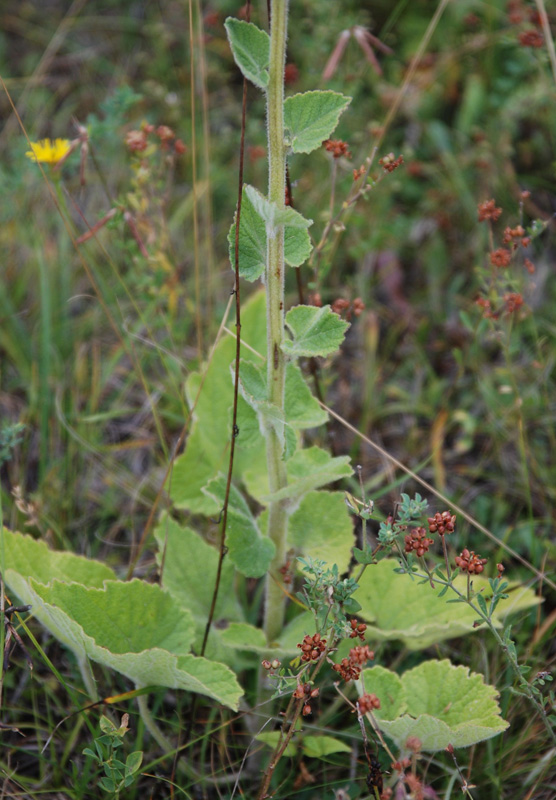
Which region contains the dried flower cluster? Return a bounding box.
[331,297,365,319]
[508,1,545,47]
[349,619,367,640]
[297,633,327,663]
[404,526,434,557]
[427,511,456,536]
[323,139,351,159]
[357,692,381,713]
[293,682,320,716]
[379,152,404,172]
[477,199,502,222]
[125,123,186,155]
[455,548,488,574]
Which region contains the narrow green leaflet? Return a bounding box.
[360,660,509,750]
[11,576,242,709]
[228,187,313,281]
[354,560,540,650]
[1,526,116,587]
[288,491,354,574]
[154,515,242,625]
[284,91,352,154]
[262,446,352,504]
[224,19,270,90]
[245,184,313,236]
[282,305,349,358]
[202,475,275,577]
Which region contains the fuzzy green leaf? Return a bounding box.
[202,475,275,577]
[355,560,541,650]
[288,491,354,573]
[228,187,313,281]
[12,577,242,709]
[219,622,269,652]
[224,19,270,90]
[256,732,297,757]
[284,91,351,154]
[154,515,242,626]
[262,446,352,504]
[285,365,328,429]
[245,184,313,234]
[170,291,268,512]
[1,527,116,588]
[282,305,349,358]
[361,660,509,750]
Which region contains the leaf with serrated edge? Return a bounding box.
[262,446,352,504]
[202,476,275,577]
[282,305,349,358]
[288,491,353,573]
[284,91,351,154]
[11,577,242,709]
[228,188,313,281]
[224,19,269,90]
[245,185,312,236]
[285,365,328,429]
[361,660,509,750]
[354,560,540,650]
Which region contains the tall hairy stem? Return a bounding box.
[263,0,289,644]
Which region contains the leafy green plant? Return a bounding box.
[83,714,143,798]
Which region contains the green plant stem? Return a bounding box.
[136,693,174,753]
[263,0,290,645]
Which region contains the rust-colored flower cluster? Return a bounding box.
[508,1,545,47]
[477,198,502,222]
[379,152,404,172]
[332,657,362,682]
[427,511,456,536]
[261,658,281,672]
[404,526,434,557]
[349,619,367,640]
[357,692,381,713]
[293,682,320,716]
[331,297,365,319]
[349,645,375,665]
[455,548,488,574]
[324,139,351,159]
[490,248,512,268]
[125,123,186,155]
[504,292,524,313]
[297,633,327,663]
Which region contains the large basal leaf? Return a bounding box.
[360,660,509,750]
[1,527,116,588]
[228,187,313,281]
[284,91,351,154]
[224,18,269,90]
[171,291,268,512]
[154,514,242,626]
[282,305,349,358]
[288,491,354,573]
[261,446,352,504]
[354,560,540,650]
[202,475,275,577]
[11,575,242,710]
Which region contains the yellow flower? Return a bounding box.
[25,138,71,164]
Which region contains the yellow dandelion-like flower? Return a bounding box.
[25,138,72,164]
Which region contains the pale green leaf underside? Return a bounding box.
[354,560,540,650]
[1,526,115,588]
[154,515,242,626]
[245,184,312,234]
[302,735,352,758]
[228,187,313,281]
[288,491,354,574]
[224,18,269,89]
[282,304,349,358]
[284,90,352,154]
[361,660,509,750]
[262,446,352,503]
[202,475,275,577]
[8,575,242,709]
[170,291,268,511]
